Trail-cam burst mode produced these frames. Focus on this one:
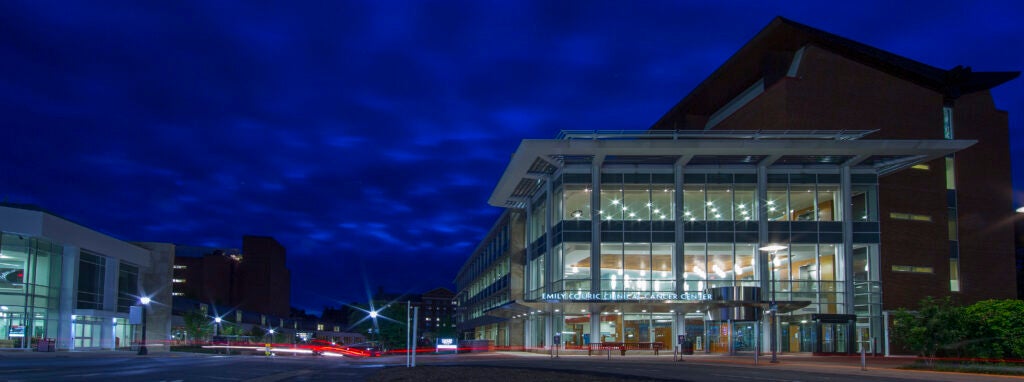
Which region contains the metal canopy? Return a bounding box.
[489,137,974,208]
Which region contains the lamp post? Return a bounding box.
[214,317,222,354]
[759,244,786,364]
[137,297,151,355]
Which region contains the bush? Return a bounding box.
[894,297,1024,363]
[891,296,964,362]
[961,299,1024,360]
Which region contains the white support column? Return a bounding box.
[102,257,119,350]
[756,165,769,292]
[525,202,533,298]
[673,159,685,296]
[59,247,79,350]
[841,166,856,353]
[840,166,854,315]
[545,176,554,293]
[590,159,602,293]
[545,313,554,350]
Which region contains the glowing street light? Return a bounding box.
[137,297,152,355]
[759,244,787,364]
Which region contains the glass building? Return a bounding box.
[0,204,173,351]
[477,130,969,354]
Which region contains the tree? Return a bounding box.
[249,326,266,338]
[182,309,212,345]
[960,299,1024,360]
[891,296,964,363]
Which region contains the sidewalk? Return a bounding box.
[0,348,213,359]
[475,351,1024,381]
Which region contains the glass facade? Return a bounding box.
[0,233,63,350]
[522,166,883,354]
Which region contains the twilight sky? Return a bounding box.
[2,1,1022,315]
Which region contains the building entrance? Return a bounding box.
[811,314,855,354]
[706,320,757,353]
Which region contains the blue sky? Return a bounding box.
[2,1,1021,314]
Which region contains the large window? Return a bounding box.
[527,255,544,299]
[77,252,105,310]
[766,184,788,221]
[561,243,591,291]
[117,263,139,313]
[851,185,878,221]
[600,243,623,291]
[594,242,674,294]
[734,186,755,221]
[651,244,674,292]
[598,173,674,221]
[561,184,591,221]
[772,243,845,315]
[768,176,840,221]
[682,186,705,221]
[0,233,63,349]
[682,243,706,292]
[705,186,732,221]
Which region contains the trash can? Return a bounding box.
[37,338,55,352]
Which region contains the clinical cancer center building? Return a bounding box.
[455,17,1018,355]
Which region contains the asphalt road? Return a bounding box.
[0,354,385,382]
[0,352,1019,382]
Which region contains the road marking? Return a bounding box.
[711,373,798,382]
[245,369,314,382]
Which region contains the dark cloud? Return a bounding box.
[2,0,1022,313]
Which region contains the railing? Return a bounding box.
[556,129,877,141]
[587,342,665,356]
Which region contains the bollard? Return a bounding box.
[860,341,867,371]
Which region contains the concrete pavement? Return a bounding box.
[2,348,1022,382]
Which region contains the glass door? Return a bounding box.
[821,323,835,352]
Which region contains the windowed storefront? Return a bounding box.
[482,131,962,357]
[0,233,63,350]
[519,164,885,355]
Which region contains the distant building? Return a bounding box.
[172,235,291,318]
[0,203,173,352]
[415,287,457,340]
[455,211,524,348]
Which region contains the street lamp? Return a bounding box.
[759,244,787,364]
[214,316,222,337]
[137,297,151,355]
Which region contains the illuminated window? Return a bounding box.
[172,278,186,283]
[317,323,324,331]
[173,265,187,269]
[911,164,930,170]
[171,292,184,296]
[945,157,956,190]
[950,259,961,292]
[889,212,932,222]
[943,106,954,139]
[891,265,934,274]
